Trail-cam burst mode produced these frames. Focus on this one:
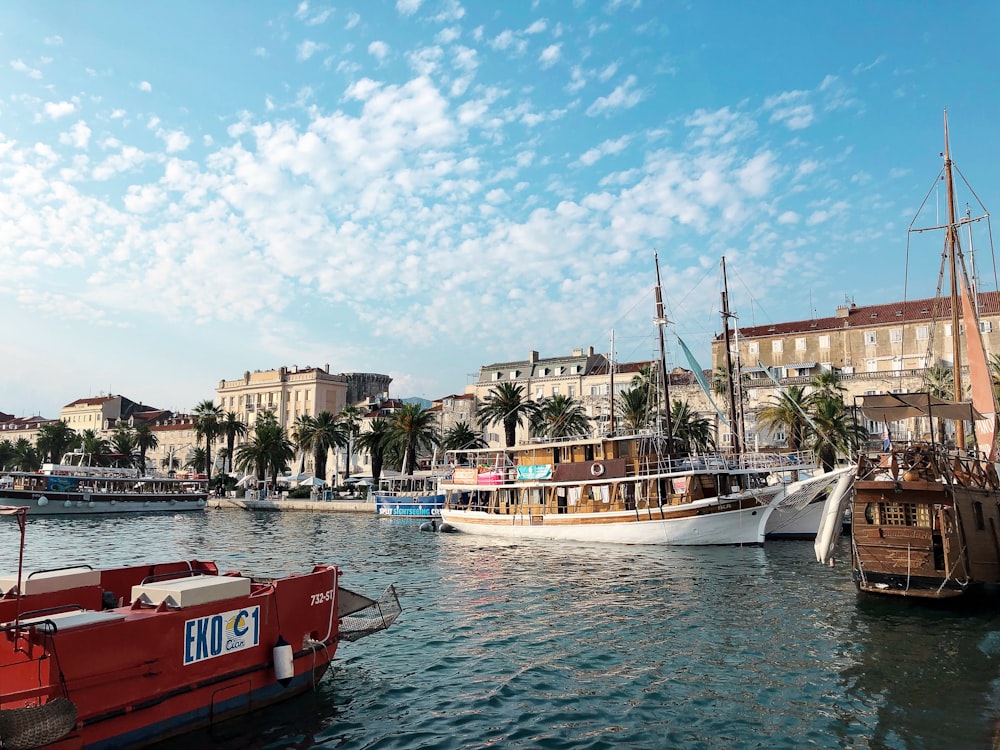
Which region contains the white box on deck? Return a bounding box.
[131,575,251,608]
[0,568,101,596]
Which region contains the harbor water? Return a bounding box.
[3,509,1000,749]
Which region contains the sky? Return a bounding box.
[4,1,1000,419]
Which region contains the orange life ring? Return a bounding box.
[590,463,605,477]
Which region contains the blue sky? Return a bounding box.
[4,1,1000,419]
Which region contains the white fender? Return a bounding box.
[814,471,854,564]
[273,636,294,686]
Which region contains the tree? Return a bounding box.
[0,439,15,470]
[476,382,539,448]
[922,364,957,442]
[389,403,438,475]
[79,429,111,464]
[11,438,40,471]
[670,400,715,453]
[110,425,139,468]
[292,411,347,482]
[357,418,391,484]
[193,400,223,480]
[133,422,158,474]
[617,386,656,432]
[35,420,78,464]
[441,421,486,452]
[186,447,209,475]
[530,394,590,439]
[757,386,811,452]
[806,396,866,471]
[220,412,248,474]
[234,412,294,486]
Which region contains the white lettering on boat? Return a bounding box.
[183,606,260,665]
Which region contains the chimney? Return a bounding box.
[528,350,539,363]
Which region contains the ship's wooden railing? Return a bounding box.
[855,441,1000,491]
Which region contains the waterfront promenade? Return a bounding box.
[208,496,372,513]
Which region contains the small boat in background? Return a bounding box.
[373,472,446,518]
[0,505,401,748]
[0,451,208,515]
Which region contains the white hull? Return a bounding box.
[0,493,206,516]
[440,495,777,546]
[764,501,826,539]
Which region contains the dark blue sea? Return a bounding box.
[3,509,1000,749]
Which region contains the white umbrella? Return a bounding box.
[300,477,325,487]
[235,475,257,488]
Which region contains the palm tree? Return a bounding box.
[756,386,811,452]
[110,425,138,468]
[922,363,957,442]
[357,418,391,484]
[810,370,846,402]
[186,447,209,475]
[0,439,15,470]
[476,382,539,448]
[617,386,656,432]
[389,403,438,475]
[11,438,40,471]
[235,413,295,487]
[670,400,715,453]
[192,399,223,480]
[35,420,78,463]
[292,411,347,483]
[133,422,158,474]
[79,429,111,464]
[220,412,248,474]
[441,421,486,452]
[530,394,591,439]
[806,396,866,471]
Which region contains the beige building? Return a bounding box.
[215,364,391,481]
[464,346,705,447]
[60,395,158,433]
[710,291,1000,446]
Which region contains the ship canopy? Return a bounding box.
[858,393,982,423]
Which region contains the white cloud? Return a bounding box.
[539,44,561,69]
[10,59,42,79]
[297,40,325,61]
[345,12,360,29]
[369,41,391,63]
[577,136,629,166]
[586,75,642,116]
[43,35,63,45]
[525,19,547,34]
[59,120,92,149]
[43,100,78,119]
[397,0,422,15]
[138,81,152,92]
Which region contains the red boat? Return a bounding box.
[0,506,400,749]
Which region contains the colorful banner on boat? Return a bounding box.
[452,467,478,484]
[517,465,552,481]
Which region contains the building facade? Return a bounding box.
[464,346,707,448]
[710,292,1000,447]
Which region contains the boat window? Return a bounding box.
[974,502,985,530]
[870,502,931,527]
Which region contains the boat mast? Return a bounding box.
[609,329,616,435]
[720,256,742,453]
[653,252,674,446]
[944,110,965,448]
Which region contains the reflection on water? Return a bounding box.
[3,511,1000,748]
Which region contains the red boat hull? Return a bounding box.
[1,562,342,749]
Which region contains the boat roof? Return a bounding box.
[858,392,982,422]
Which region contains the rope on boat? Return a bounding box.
[0,697,78,750]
